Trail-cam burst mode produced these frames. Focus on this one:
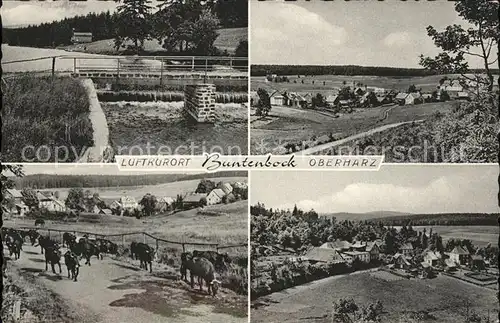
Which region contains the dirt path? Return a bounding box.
[295,120,424,155]
[7,244,247,323]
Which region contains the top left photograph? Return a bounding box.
[2,0,249,162]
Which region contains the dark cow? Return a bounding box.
[35,219,45,226]
[96,238,118,257]
[182,253,220,296]
[130,241,139,260]
[180,251,192,281]
[192,250,231,272]
[62,232,76,248]
[6,235,22,260]
[28,230,40,246]
[71,239,100,266]
[37,236,58,255]
[64,251,80,282]
[45,246,62,274]
[5,229,24,250]
[135,243,155,273]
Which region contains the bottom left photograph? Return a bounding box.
[1,164,249,323]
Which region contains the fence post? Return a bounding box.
[191,57,195,71]
[51,57,56,79]
[160,60,164,87]
[73,57,77,74]
[182,243,185,253]
[156,239,159,253]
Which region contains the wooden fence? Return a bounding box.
[14,226,247,254]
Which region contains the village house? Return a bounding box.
[157,197,175,212]
[320,240,352,252]
[120,196,138,210]
[342,250,370,263]
[394,92,408,105]
[471,255,486,271]
[339,99,352,109]
[250,91,260,107]
[207,188,226,205]
[449,246,470,265]
[220,183,233,195]
[457,91,470,100]
[405,92,423,105]
[393,253,412,270]
[376,94,391,105]
[4,189,29,216]
[400,243,414,257]
[326,94,340,107]
[303,247,347,264]
[71,31,93,44]
[366,242,380,262]
[269,91,285,106]
[233,181,248,190]
[183,193,207,208]
[422,93,433,103]
[37,191,67,212]
[289,93,308,109]
[424,251,441,267]
[367,86,386,94]
[109,200,122,210]
[441,80,464,99]
[93,205,113,215]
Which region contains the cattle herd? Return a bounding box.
[2,227,238,297]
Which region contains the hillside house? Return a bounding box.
[442,82,464,99]
[376,95,391,105]
[183,193,207,208]
[289,93,308,109]
[424,251,441,267]
[109,200,122,210]
[393,253,412,270]
[326,94,339,107]
[342,251,370,263]
[405,92,423,105]
[220,183,233,195]
[400,243,414,257]
[4,189,29,216]
[233,181,248,190]
[207,188,226,205]
[445,258,458,271]
[449,246,470,265]
[270,91,285,106]
[120,196,138,210]
[304,247,346,264]
[367,86,386,94]
[71,31,93,44]
[395,92,408,105]
[157,197,175,212]
[339,99,352,109]
[37,192,67,212]
[96,207,113,215]
[320,240,352,252]
[366,242,380,261]
[250,91,260,107]
[457,92,470,100]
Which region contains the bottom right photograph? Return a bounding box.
[250,165,499,323]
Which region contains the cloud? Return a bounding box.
[251,3,348,63]
[382,31,413,48]
[278,175,492,214]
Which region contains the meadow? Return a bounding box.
[410,225,497,248]
[251,271,498,323]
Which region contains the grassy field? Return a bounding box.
[252,271,498,323]
[250,102,456,154]
[65,28,247,55]
[1,75,94,162]
[411,226,498,248]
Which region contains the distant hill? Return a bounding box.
[369,213,499,226]
[12,171,247,189]
[321,211,410,222]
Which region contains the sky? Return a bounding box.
[250,165,499,214]
[3,164,200,176]
[250,0,484,68]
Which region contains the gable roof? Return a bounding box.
[6,189,23,198]
[321,240,352,250]
[425,251,440,261]
[210,188,226,199]
[395,92,408,99]
[326,94,339,102]
[366,242,379,252]
[451,246,469,255]
[401,243,413,250]
[158,196,175,204]
[184,193,207,203]
[304,247,346,263]
[120,196,137,204]
[408,92,422,99]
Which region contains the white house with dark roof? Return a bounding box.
[120,196,138,210]
[207,188,226,205]
[449,246,470,265]
[405,92,423,105]
[4,189,29,216]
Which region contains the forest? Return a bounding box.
[371,213,499,226]
[251,64,499,77]
[2,0,247,55]
[12,171,246,189]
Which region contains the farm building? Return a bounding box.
[366,242,380,261]
[97,208,113,215]
[207,188,226,205]
[71,31,93,44]
[233,181,248,190]
[342,251,370,263]
[400,243,414,257]
[424,251,441,267]
[320,240,352,252]
[183,193,207,207]
[37,191,67,212]
[250,91,260,107]
[393,253,413,270]
[394,92,408,105]
[303,247,346,264]
[422,93,433,103]
[457,91,470,100]
[405,92,423,105]
[339,99,352,109]
[120,196,138,210]
[449,246,470,265]
[4,189,29,216]
[219,182,233,195]
[109,200,122,210]
[376,94,391,105]
[157,197,175,212]
[269,91,285,106]
[326,94,339,107]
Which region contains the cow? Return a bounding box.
[4,229,24,250]
[182,253,221,296]
[192,250,231,272]
[6,235,22,260]
[37,236,58,255]
[62,232,76,248]
[35,219,45,226]
[96,238,118,257]
[28,230,40,246]
[130,241,140,260]
[45,246,62,274]
[71,239,100,266]
[180,252,192,281]
[64,251,80,282]
[135,242,155,273]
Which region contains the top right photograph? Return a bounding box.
[249,0,499,163]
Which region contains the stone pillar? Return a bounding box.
[184,84,217,123]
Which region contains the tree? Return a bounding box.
[115,0,153,54]
[311,93,325,108]
[419,0,499,92]
[65,188,85,211]
[21,188,39,210]
[195,179,216,193]
[190,10,220,54]
[139,193,157,216]
[332,298,359,323]
[256,88,272,116]
[408,84,417,93]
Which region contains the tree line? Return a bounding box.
[11,171,246,189]
[251,65,499,77]
[371,213,499,226]
[3,0,247,56]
